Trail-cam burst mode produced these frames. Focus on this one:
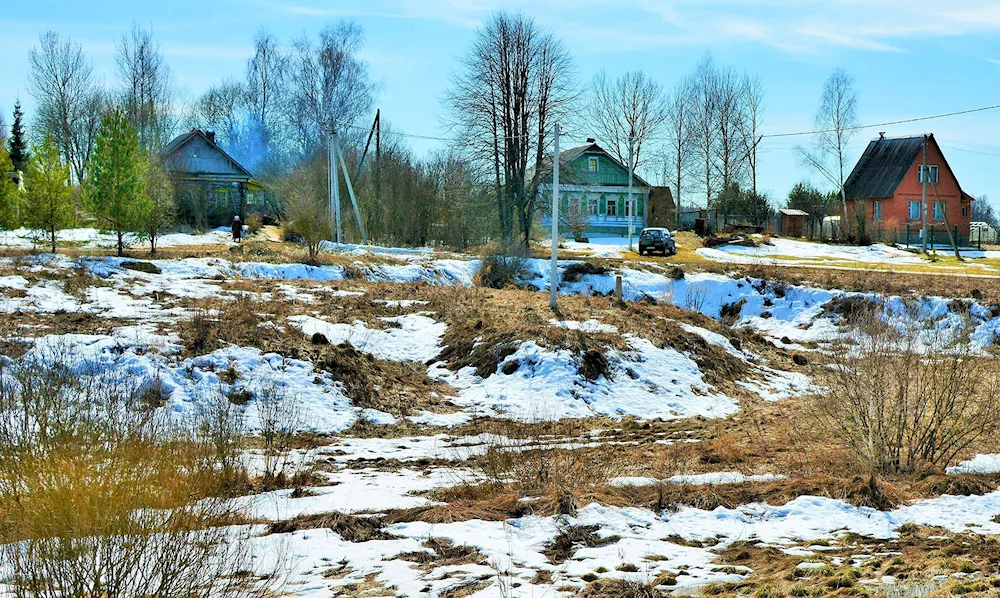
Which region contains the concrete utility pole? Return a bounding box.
[330,132,342,245]
[627,134,635,252]
[921,134,928,254]
[550,123,560,311]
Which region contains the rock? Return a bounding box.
[780,336,792,345]
[311,332,330,345]
[793,354,808,366]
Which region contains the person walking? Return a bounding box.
[232,215,242,243]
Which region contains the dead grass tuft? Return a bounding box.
[267,512,396,542]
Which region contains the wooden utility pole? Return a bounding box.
[627,134,635,252]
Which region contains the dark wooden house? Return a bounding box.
[161,129,270,229]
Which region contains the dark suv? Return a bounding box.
[638,227,676,256]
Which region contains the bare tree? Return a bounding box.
[800,68,859,227]
[663,77,696,217]
[244,29,288,168]
[690,55,719,206]
[28,31,105,183]
[739,74,764,194]
[191,81,245,149]
[446,11,576,246]
[288,21,376,155]
[116,23,175,153]
[587,70,668,172]
[711,65,749,192]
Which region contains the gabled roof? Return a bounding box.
[779,208,809,216]
[536,142,651,188]
[843,135,925,200]
[160,129,253,179]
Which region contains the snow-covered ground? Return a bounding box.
[0,227,236,250]
[5,234,1000,597]
[697,238,928,266]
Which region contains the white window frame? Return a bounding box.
[908,201,921,220]
[919,165,939,184]
[873,200,882,220]
[624,197,636,217]
[933,201,945,221]
[588,157,599,173]
[606,197,617,216]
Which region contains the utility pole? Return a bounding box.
[331,132,342,245]
[550,123,560,311]
[921,134,928,254]
[627,134,635,252]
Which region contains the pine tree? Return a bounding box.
[8,101,30,174]
[23,138,73,253]
[143,158,176,255]
[85,110,149,256]
[0,145,19,230]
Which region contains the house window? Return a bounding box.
[934,201,945,221]
[908,201,921,220]
[606,197,617,216]
[962,206,969,218]
[588,157,598,173]
[919,165,939,184]
[588,197,598,216]
[873,200,882,220]
[624,197,637,217]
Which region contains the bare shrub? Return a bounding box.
[476,244,529,289]
[252,380,309,491]
[818,312,1000,475]
[0,352,277,598]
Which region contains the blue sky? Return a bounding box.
[3,0,1000,207]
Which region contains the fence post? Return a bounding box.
[906,224,910,248]
[615,275,623,307]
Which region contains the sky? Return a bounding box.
[2,0,1000,208]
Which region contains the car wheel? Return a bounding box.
[638,249,644,256]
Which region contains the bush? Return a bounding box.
[476,244,529,289]
[819,310,1000,475]
[245,211,263,235]
[0,352,277,598]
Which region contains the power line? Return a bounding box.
[350,101,1000,145]
[762,103,1000,139]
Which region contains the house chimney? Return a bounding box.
[206,130,216,144]
[878,132,885,140]
[586,138,596,144]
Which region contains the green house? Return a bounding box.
[537,141,665,238]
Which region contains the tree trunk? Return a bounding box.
[117,231,125,257]
[50,227,56,254]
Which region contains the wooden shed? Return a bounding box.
[778,209,808,237]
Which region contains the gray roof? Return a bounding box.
[779,208,808,216]
[843,135,925,200]
[160,129,253,179]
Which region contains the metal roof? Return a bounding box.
[779,208,808,216]
[843,135,924,200]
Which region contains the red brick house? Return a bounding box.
[842,133,974,244]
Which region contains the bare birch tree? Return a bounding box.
[690,55,719,206]
[664,77,696,218]
[446,11,576,246]
[28,31,105,183]
[116,24,176,153]
[288,21,375,155]
[587,70,668,172]
[739,74,764,194]
[245,29,288,167]
[800,68,859,227]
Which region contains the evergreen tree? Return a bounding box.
[85,110,149,256]
[0,146,19,229]
[8,101,30,174]
[142,158,176,255]
[23,138,73,253]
